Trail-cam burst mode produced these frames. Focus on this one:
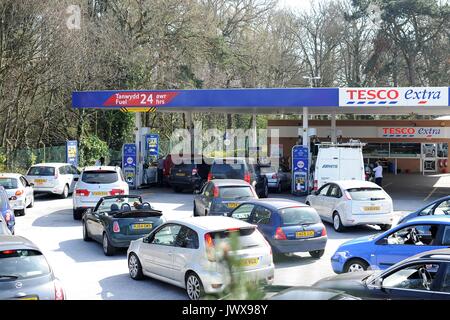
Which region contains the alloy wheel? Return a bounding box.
[348,263,365,272]
[129,255,138,278]
[186,275,201,300]
[333,215,340,230]
[103,234,108,253]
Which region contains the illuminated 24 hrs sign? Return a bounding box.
[379,127,446,138]
[340,87,448,107]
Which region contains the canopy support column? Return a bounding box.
[135,112,142,188]
[331,110,337,143]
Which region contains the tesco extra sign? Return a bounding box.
[339,87,448,107]
[378,127,445,138]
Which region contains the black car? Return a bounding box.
[314,248,450,299]
[208,157,269,198]
[168,156,211,193]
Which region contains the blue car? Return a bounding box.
[229,199,327,258]
[399,196,450,224]
[331,216,450,274]
[0,186,15,234]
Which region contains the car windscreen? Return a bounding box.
[27,166,55,176]
[0,249,51,280]
[347,187,386,201]
[0,178,18,189]
[280,207,320,226]
[82,171,118,184]
[260,166,277,174]
[219,186,254,199]
[212,163,244,178]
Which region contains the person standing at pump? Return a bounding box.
[157,156,165,187]
[374,161,383,187]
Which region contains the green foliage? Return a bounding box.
[0,150,6,172]
[79,134,109,167]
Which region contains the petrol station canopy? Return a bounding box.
[72,87,450,115]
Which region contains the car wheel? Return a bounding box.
[102,233,116,256]
[128,253,144,280]
[309,250,325,259]
[344,259,369,273]
[333,212,345,232]
[204,210,208,216]
[276,183,282,193]
[16,208,25,217]
[60,185,69,199]
[261,183,269,198]
[379,224,392,231]
[82,221,91,241]
[305,201,310,206]
[193,204,198,217]
[27,195,34,208]
[185,272,204,300]
[73,209,82,220]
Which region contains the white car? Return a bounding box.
[73,166,129,220]
[26,163,80,198]
[127,216,274,300]
[0,173,34,216]
[305,180,394,232]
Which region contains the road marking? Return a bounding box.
[423,188,437,202]
[383,182,393,188]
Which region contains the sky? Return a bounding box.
[278,0,313,11]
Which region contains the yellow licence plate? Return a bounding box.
[239,257,259,267]
[296,231,315,238]
[18,296,38,300]
[364,206,381,211]
[35,179,46,184]
[175,173,186,176]
[132,223,152,230]
[227,203,239,209]
[93,191,108,196]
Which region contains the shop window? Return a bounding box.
[390,143,421,158]
[363,143,390,157]
[437,143,448,158]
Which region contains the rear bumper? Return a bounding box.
[343,212,395,226]
[73,197,101,209]
[199,264,275,294]
[169,177,203,189]
[9,198,26,210]
[109,234,147,248]
[34,186,63,194]
[270,236,328,254]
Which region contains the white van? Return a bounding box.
[312,142,366,191]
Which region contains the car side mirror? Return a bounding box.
[376,237,388,245]
[29,183,34,187]
[74,177,79,182]
[374,277,383,288]
[143,235,154,244]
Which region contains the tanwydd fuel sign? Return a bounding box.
[379,127,447,139]
[339,87,449,107]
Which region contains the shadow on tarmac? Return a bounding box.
[32,209,80,228]
[56,238,127,263]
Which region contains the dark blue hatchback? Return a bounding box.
[0,186,15,234]
[229,199,327,258]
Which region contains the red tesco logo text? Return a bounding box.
[382,128,416,135]
[347,89,400,100]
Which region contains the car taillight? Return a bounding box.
[5,210,12,222]
[110,189,125,196]
[113,221,120,233]
[213,186,219,198]
[2,250,16,255]
[75,189,89,197]
[313,180,318,191]
[321,227,327,236]
[274,227,287,240]
[271,174,278,179]
[54,279,65,300]
[15,190,24,196]
[208,172,212,181]
[344,191,352,200]
[204,233,216,262]
[244,172,251,183]
[192,168,198,175]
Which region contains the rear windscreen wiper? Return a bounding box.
[0,275,18,280]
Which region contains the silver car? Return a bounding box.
[0,235,65,300]
[260,165,291,193]
[0,173,34,216]
[127,216,274,300]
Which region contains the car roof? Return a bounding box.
[29,163,70,168]
[212,157,257,163]
[0,235,40,251]
[210,179,251,187]
[83,166,120,172]
[402,248,450,264]
[403,215,450,224]
[0,173,22,179]
[170,216,254,232]
[240,198,309,210]
[330,180,381,189]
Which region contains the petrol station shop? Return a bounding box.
[268,119,450,174]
